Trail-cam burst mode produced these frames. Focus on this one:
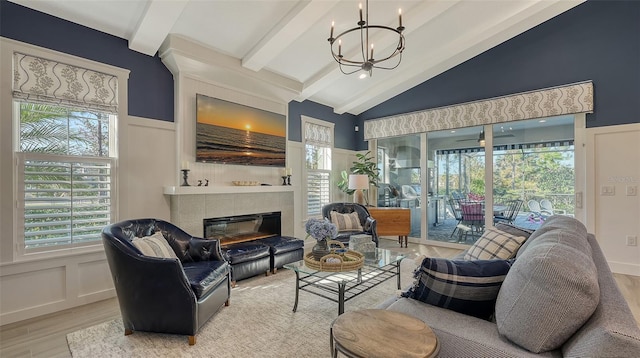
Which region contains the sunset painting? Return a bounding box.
[196,94,286,166]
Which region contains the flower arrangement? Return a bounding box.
[305,218,338,242]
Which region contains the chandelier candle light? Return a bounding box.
[328,0,405,77]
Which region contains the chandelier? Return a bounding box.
[328,0,406,78]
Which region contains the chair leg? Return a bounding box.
[189,335,196,345]
[124,329,133,336]
[225,298,230,306]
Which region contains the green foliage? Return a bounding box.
[337,151,380,195]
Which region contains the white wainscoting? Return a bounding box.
[0,115,177,325]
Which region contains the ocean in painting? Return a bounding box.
[196,123,286,166]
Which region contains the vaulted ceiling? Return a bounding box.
[11,0,585,115]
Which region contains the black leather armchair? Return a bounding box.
[102,219,231,345]
[322,203,378,246]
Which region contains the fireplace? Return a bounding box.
[203,212,281,246]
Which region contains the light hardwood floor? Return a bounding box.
[1,238,638,357]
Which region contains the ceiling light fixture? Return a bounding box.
[328,0,405,77]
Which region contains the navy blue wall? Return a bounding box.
[0,0,174,122]
[288,100,359,150]
[359,0,640,129]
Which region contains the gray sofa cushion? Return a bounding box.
[495,216,600,353]
[561,234,640,357]
[381,297,561,358]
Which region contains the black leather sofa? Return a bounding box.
[322,203,379,246]
[102,219,231,345]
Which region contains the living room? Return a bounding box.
[1,0,639,356]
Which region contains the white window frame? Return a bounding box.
[3,38,128,261]
[302,116,334,220]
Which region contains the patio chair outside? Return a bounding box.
[540,199,565,215]
[494,199,523,224]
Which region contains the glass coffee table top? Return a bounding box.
[284,248,404,275]
[283,248,405,315]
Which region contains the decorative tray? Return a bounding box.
[304,250,365,272]
[232,181,261,186]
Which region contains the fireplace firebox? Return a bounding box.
[203,212,281,246]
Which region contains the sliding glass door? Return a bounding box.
[373,115,576,245]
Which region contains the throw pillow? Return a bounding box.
[402,257,514,320]
[495,217,599,353]
[132,231,178,259]
[494,222,535,239]
[464,227,527,260]
[330,211,363,232]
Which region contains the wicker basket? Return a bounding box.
[304,241,365,272]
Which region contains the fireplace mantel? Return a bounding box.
[164,185,296,195]
[165,185,295,239]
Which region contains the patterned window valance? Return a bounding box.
[13,52,119,113]
[364,81,593,140]
[304,120,333,146]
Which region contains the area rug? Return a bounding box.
[67,258,418,358]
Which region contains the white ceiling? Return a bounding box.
[11,0,585,115]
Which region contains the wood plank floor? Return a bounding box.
[1,238,638,357]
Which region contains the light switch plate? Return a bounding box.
[600,185,615,196]
[626,185,638,196]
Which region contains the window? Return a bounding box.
[12,52,119,254]
[303,117,333,218]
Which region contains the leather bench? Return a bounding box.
[222,241,271,286]
[259,236,304,274]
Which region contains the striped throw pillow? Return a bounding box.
[330,211,363,232]
[132,231,178,259]
[402,257,514,320]
[464,227,526,260]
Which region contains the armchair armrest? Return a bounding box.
[364,216,376,232]
[364,217,379,246]
[187,237,224,262]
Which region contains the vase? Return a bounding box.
[312,239,331,261]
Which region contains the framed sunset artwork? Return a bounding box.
[195,94,286,167]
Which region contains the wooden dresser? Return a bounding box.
[367,207,411,247]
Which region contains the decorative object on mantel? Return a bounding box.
[281,168,292,186]
[328,0,405,78]
[197,180,202,186]
[232,181,261,186]
[204,179,209,186]
[181,161,190,186]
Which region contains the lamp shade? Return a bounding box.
[348,174,369,190]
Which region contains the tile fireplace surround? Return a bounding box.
[165,186,295,238]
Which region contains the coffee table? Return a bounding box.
[283,248,404,315]
[330,309,439,358]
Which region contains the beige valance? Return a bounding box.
[13,52,119,113]
[364,81,593,140]
[304,120,333,146]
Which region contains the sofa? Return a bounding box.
[102,219,230,345]
[378,216,640,357]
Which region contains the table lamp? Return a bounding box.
[348,174,370,205]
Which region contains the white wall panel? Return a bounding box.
[0,267,66,313]
[77,260,113,297]
[587,123,640,276]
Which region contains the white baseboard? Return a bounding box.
[608,261,640,277]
